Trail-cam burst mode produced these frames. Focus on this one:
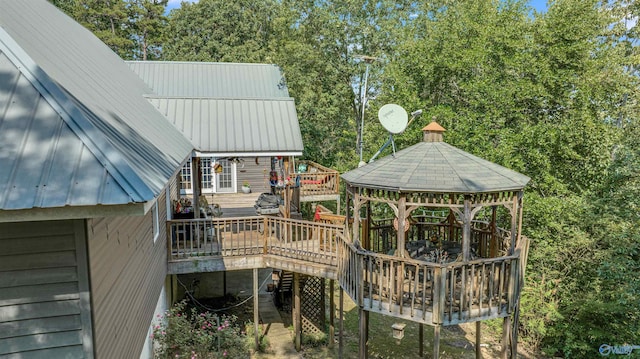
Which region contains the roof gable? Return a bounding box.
[0,1,193,210]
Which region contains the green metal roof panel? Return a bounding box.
[342,142,530,193]
[149,97,303,153]
[0,1,193,210]
[127,61,289,98]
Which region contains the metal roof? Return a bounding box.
[149,97,303,154]
[127,61,289,98]
[341,141,530,193]
[0,1,193,211]
[127,61,303,154]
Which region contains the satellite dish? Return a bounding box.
[378,104,408,135]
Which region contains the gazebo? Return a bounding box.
[340,122,530,359]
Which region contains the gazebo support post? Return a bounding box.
[476,321,482,359]
[511,303,520,359]
[501,315,511,359]
[509,194,518,255]
[419,323,424,357]
[433,325,441,359]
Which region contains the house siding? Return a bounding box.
[236,156,272,194]
[86,190,169,359]
[0,220,93,358]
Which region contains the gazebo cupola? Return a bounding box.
[341,121,531,261]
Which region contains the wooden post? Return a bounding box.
[419,323,424,357]
[358,307,368,359]
[253,268,259,351]
[191,156,201,216]
[223,272,227,296]
[171,275,178,305]
[476,321,482,359]
[462,195,471,262]
[397,195,407,256]
[501,316,511,359]
[329,280,335,349]
[294,272,301,351]
[433,325,441,359]
[511,304,520,359]
[339,287,344,358]
[352,192,361,243]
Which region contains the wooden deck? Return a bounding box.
[166,216,528,327]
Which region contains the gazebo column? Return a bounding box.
[397,195,407,257]
[462,195,471,261]
[352,191,363,245]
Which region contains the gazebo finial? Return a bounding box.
[422,120,446,142]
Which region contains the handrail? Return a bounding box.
[167,217,524,325]
[293,160,340,197]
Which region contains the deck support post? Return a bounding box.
[419,323,424,357]
[329,279,335,349]
[476,321,482,359]
[294,272,301,351]
[433,325,441,359]
[501,316,511,359]
[358,307,368,359]
[339,287,344,358]
[223,272,227,296]
[253,268,259,351]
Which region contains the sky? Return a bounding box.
[167,0,549,13]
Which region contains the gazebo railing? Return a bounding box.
[337,234,525,325]
[368,216,512,258]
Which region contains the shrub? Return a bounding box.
[152,301,247,358]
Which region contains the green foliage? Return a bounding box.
[152,301,248,358]
[52,0,640,356]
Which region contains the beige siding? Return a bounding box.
[0,220,93,358]
[87,191,169,359]
[236,156,271,194]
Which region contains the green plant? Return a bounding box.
[242,181,250,188]
[244,322,269,352]
[152,301,248,358]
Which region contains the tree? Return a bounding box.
[162,0,276,62]
[129,0,168,60]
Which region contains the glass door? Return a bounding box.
[200,157,214,194]
[214,159,235,193]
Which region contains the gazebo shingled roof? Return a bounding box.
[341,122,530,193]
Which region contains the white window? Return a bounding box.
[152,201,159,243]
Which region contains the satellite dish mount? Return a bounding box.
[369,104,408,163]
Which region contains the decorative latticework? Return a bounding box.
[301,276,325,335]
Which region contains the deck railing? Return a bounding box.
[293,160,340,198]
[168,217,528,326]
[167,216,341,267]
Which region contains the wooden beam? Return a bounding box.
[462,195,471,262]
[329,279,335,349]
[253,268,259,350]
